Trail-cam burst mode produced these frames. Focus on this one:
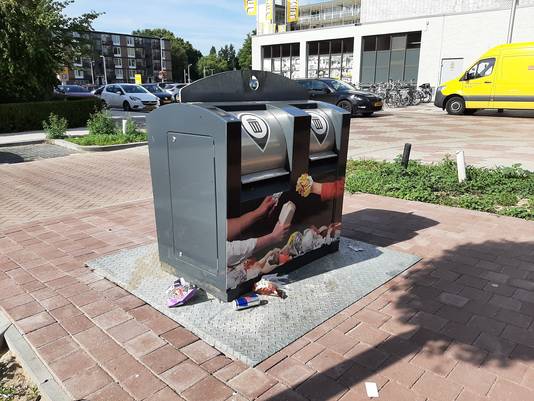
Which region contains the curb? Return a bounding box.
[0,140,46,147]
[0,312,71,401]
[50,138,147,152]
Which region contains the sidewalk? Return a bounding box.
[1,194,533,401]
[0,128,89,146]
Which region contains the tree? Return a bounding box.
[196,53,229,77]
[219,44,239,70]
[0,0,99,103]
[132,28,203,82]
[238,30,255,70]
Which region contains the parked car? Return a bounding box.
[160,83,187,102]
[54,85,94,98]
[142,84,173,105]
[97,84,159,111]
[295,78,383,116]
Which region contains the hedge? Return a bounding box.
[0,97,103,133]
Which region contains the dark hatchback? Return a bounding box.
[295,78,383,116]
[142,84,173,104]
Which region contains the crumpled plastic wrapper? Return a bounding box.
[253,274,288,299]
[296,173,313,197]
[166,278,198,307]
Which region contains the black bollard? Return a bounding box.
[401,143,412,169]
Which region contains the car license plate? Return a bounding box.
[374,101,383,107]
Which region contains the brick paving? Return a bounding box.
[350,104,534,171]
[1,193,534,401]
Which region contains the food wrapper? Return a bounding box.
[166,278,197,307]
[296,174,313,197]
[254,277,287,299]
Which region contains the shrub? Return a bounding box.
[0,98,103,133]
[123,118,140,136]
[42,113,67,139]
[87,110,117,136]
[66,132,147,146]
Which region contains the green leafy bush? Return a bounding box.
[87,110,117,136]
[66,132,147,146]
[42,113,67,139]
[0,98,103,133]
[346,158,534,220]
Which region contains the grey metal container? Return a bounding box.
[147,70,351,301]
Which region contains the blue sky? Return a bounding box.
[65,0,321,55]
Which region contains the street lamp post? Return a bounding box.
[160,38,165,83]
[90,61,95,85]
[507,0,518,43]
[187,64,192,84]
[100,55,107,85]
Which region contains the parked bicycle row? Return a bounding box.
[354,81,434,108]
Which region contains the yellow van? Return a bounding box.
[434,42,534,115]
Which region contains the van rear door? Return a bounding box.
[493,52,534,110]
[462,58,496,109]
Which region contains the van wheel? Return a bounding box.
[445,96,465,115]
[123,101,131,111]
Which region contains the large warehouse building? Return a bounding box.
[251,0,534,87]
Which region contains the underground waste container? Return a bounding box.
[147,70,351,301]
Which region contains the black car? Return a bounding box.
[295,78,383,116]
[54,85,94,98]
[142,84,173,104]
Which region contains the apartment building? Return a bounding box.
[64,31,172,85]
[252,0,534,88]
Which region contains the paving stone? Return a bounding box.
[412,371,462,401]
[267,357,315,387]
[141,344,187,374]
[15,311,55,334]
[344,342,389,370]
[200,355,233,374]
[49,350,96,381]
[37,336,79,364]
[122,367,167,400]
[60,313,94,335]
[25,322,67,348]
[483,356,529,384]
[213,361,248,382]
[228,368,277,400]
[449,361,497,396]
[161,326,199,349]
[181,340,220,364]
[63,366,112,400]
[410,349,458,377]
[370,380,425,401]
[92,307,132,329]
[378,356,424,387]
[107,318,149,343]
[293,342,326,363]
[8,301,45,321]
[438,292,469,307]
[337,362,389,391]
[39,295,70,311]
[488,379,534,401]
[308,349,353,380]
[347,322,389,346]
[124,330,166,357]
[101,352,145,382]
[145,387,186,401]
[181,376,233,401]
[90,383,135,401]
[468,315,506,336]
[80,299,116,318]
[162,360,208,393]
[296,374,348,401]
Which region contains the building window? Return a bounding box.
[112,35,121,45]
[128,59,136,68]
[101,33,111,43]
[127,48,135,58]
[128,69,135,80]
[74,69,84,79]
[114,58,122,68]
[126,36,134,47]
[261,42,300,79]
[307,38,354,82]
[73,56,83,66]
[113,46,121,57]
[360,31,421,84]
[115,68,124,80]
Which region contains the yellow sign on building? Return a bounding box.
[135,74,142,85]
[244,0,257,16]
[266,0,274,22]
[287,0,299,23]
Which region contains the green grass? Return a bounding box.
[66,132,147,146]
[346,158,534,220]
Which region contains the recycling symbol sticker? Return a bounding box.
[308,111,329,145]
[240,114,270,152]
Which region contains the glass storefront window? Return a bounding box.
[307,38,354,81]
[261,43,300,77]
[360,31,421,83]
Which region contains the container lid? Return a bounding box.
[180,70,309,103]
